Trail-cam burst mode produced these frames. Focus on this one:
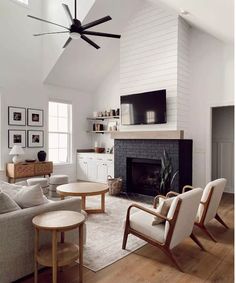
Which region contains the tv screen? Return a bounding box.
[121,89,167,125]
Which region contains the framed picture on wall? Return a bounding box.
[8,106,26,126]
[27,108,44,127]
[8,130,26,148]
[28,130,44,148]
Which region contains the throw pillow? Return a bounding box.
[0,191,21,214]
[0,181,23,200]
[152,197,174,225]
[14,184,49,208]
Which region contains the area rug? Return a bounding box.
[78,195,149,272]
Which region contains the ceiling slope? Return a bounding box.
[45,0,144,92]
[150,0,234,43]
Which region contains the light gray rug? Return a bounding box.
[78,195,148,272]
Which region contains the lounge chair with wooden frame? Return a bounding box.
[167,178,228,242]
[122,188,205,272]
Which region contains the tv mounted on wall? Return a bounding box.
[121,89,167,125]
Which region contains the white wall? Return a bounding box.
[189,28,234,188]
[120,2,178,131]
[0,0,92,181]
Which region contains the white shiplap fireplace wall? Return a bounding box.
[120,2,188,132]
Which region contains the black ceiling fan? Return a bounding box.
[27,0,121,49]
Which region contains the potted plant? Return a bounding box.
[159,149,178,195]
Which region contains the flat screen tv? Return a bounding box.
[121,89,167,125]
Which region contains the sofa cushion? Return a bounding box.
[14,184,49,208]
[152,197,174,225]
[0,191,21,214]
[0,181,23,200]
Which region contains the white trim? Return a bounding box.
[206,101,234,183]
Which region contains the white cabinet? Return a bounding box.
[77,153,114,184]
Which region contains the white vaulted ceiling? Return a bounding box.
[45,0,234,92]
[150,0,234,43]
[45,0,145,92]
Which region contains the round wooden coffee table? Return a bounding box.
[32,210,85,283]
[57,182,109,214]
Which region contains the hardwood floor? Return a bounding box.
[19,194,234,283]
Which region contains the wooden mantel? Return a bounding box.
[110,130,184,140]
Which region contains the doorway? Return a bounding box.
[211,106,234,193]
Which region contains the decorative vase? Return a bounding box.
[38,150,46,162]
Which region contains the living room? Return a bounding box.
[0,0,234,282]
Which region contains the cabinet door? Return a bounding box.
[87,158,97,181]
[96,162,108,183]
[77,159,88,181]
[107,162,114,178]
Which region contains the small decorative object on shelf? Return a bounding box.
[38,150,46,162]
[116,108,120,116]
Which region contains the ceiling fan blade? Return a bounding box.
[63,37,72,48]
[34,31,69,36]
[81,34,100,49]
[82,31,121,39]
[27,15,69,30]
[62,4,73,24]
[82,16,112,31]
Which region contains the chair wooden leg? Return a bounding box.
[190,233,206,251]
[199,225,217,242]
[122,226,129,249]
[163,248,184,273]
[215,213,229,229]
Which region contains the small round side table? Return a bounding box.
[32,210,85,283]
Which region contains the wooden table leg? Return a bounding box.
[52,230,58,283]
[34,228,39,283]
[81,196,86,210]
[101,193,105,213]
[79,224,84,283]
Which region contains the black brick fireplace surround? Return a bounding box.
[114,139,193,195]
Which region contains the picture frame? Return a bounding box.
[8,106,26,126]
[8,130,26,148]
[28,130,44,148]
[27,108,44,127]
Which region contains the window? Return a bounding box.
[48,101,72,164]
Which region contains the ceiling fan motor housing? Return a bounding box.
[70,19,82,33]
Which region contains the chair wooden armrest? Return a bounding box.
[166,191,179,198]
[153,195,167,209]
[126,203,171,223]
[182,185,194,193]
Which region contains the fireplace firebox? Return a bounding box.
[127,158,162,196]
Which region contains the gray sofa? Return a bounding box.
[0,197,85,283]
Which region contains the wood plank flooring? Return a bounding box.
[19,193,234,283]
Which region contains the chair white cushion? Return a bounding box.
[196,178,226,225]
[130,209,165,244]
[0,191,21,214]
[152,197,174,225]
[165,188,203,249]
[14,184,49,208]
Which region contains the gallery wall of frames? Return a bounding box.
[8,106,44,148]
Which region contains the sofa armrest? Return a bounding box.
[0,197,85,283]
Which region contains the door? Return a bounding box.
[212,106,234,193]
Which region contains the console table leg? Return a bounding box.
[79,224,83,283]
[52,231,58,283]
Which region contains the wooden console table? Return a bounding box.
[6,161,53,183]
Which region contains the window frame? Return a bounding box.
[48,100,72,165]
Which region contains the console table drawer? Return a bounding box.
[12,164,34,178]
[35,162,53,175]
